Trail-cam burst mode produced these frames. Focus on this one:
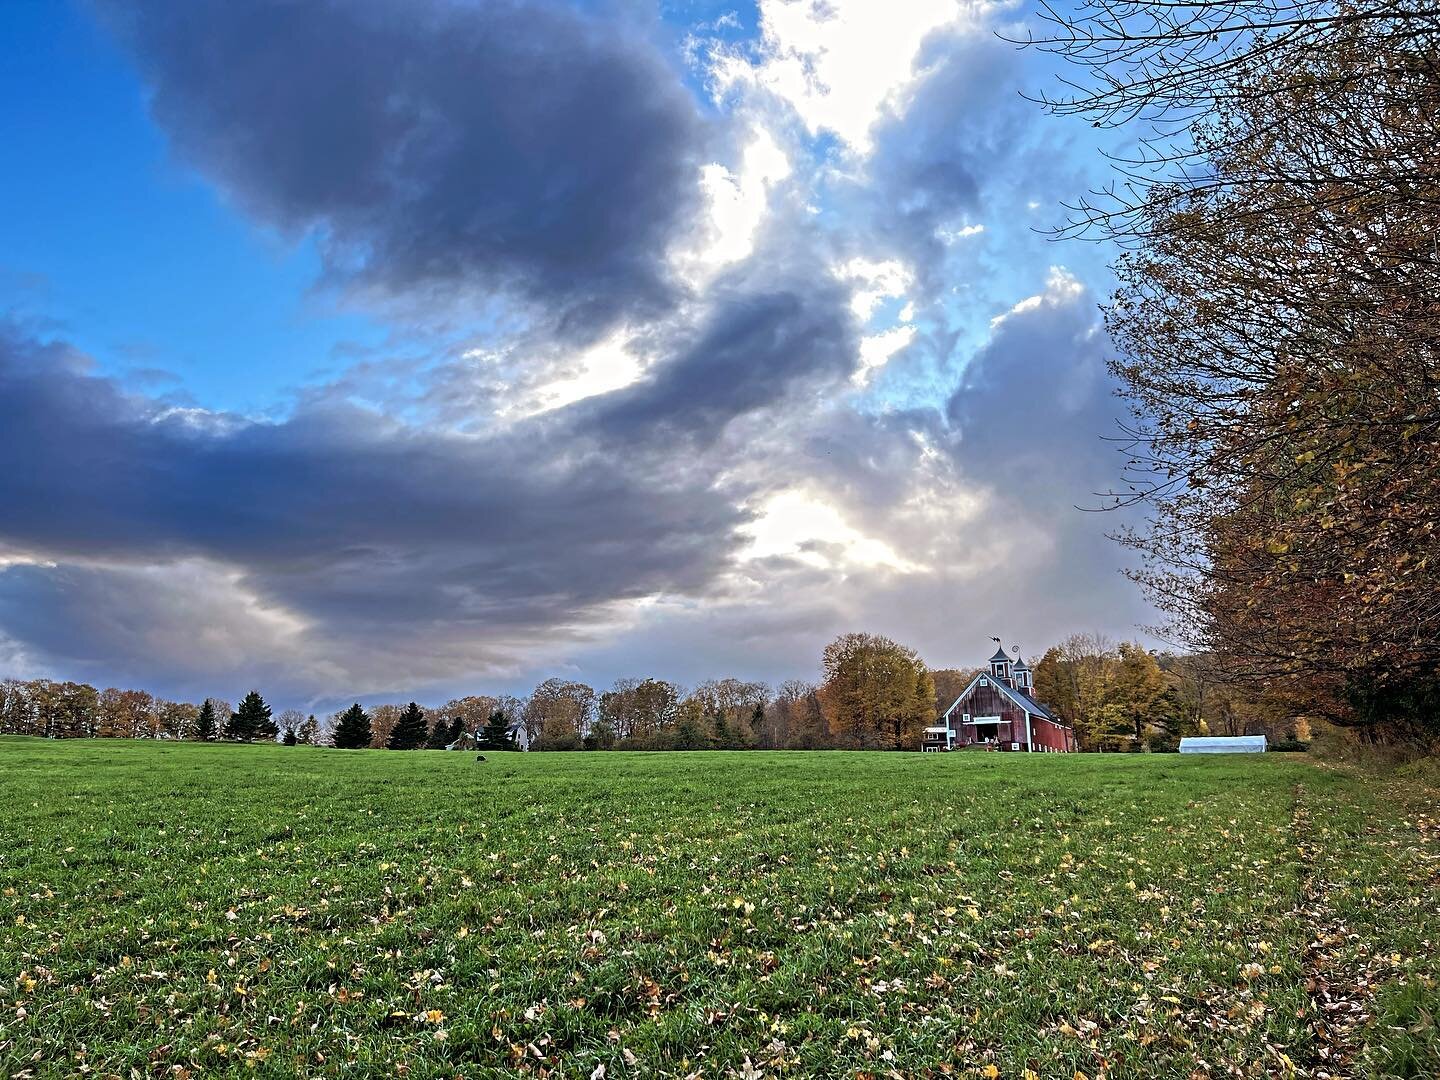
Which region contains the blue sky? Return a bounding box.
[1,2,391,410]
[0,0,1152,713]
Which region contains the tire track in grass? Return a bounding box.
[1291,783,1367,1078]
[1292,768,1440,1080]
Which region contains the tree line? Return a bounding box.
[0,682,521,750]
[2,631,1296,752]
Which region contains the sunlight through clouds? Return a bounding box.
[682,125,793,282]
[519,331,647,416]
[710,0,977,153]
[742,489,924,572]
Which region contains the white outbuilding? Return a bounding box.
[1179,735,1267,754]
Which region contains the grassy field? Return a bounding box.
[1,740,1436,1079]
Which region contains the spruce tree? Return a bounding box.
[477,709,515,750]
[229,691,272,743]
[424,715,455,749]
[196,699,217,741]
[387,702,428,750]
[282,726,298,746]
[333,703,372,749]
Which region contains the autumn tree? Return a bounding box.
[818,633,935,750]
[97,687,153,739]
[672,696,713,750]
[1109,643,1168,745]
[929,668,978,722]
[1033,634,1119,750]
[764,679,829,749]
[1020,0,1439,238]
[435,695,498,738]
[332,703,372,750]
[1027,0,1440,741]
[368,703,405,749]
[387,702,428,750]
[598,678,680,746]
[688,678,769,749]
[27,680,99,739]
[524,679,595,750]
[0,680,32,736]
[155,699,199,740]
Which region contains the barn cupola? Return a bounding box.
[988,641,1014,687]
[1013,655,1034,693]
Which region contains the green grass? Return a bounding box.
[1,740,1436,1079]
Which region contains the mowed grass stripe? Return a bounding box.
[1,739,1435,1078]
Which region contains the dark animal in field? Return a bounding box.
[476,755,487,762]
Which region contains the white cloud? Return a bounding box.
[523,331,646,415]
[742,488,922,572]
[991,266,1085,328]
[710,0,979,154]
[836,256,914,321]
[938,222,985,243]
[678,125,792,284]
[856,325,917,384]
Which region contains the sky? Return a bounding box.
[0,0,1156,713]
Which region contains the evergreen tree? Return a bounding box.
[477,709,516,750]
[196,699,217,742]
[282,726,298,746]
[448,715,464,745]
[333,703,372,749]
[228,691,272,743]
[424,714,454,749]
[423,714,446,748]
[387,701,428,750]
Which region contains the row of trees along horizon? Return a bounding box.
[0,631,1314,752]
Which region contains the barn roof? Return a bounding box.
[943,670,1060,724]
[1005,683,1056,721]
[988,645,1011,663]
[1012,655,1031,671]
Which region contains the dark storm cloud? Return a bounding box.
[856,32,1016,294]
[853,28,1107,310]
[945,274,1114,487]
[0,323,751,691]
[104,0,709,337]
[0,237,872,692]
[587,268,859,445]
[935,271,1153,639]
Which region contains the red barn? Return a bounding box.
[923,641,1075,752]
